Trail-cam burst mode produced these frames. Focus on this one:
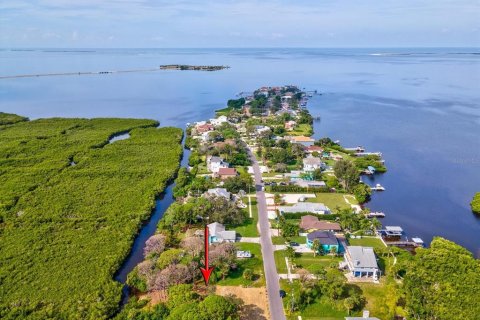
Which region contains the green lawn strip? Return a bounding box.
[305,193,352,210]
[274,250,289,274]
[233,197,259,237]
[348,237,385,250]
[216,243,264,287]
[292,253,343,271]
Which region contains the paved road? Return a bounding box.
[247,148,286,320]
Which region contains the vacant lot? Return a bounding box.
[216,285,268,320]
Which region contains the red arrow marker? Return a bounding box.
[200,225,214,285]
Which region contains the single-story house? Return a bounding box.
[207,222,236,244]
[306,231,341,253]
[255,125,271,135]
[285,120,296,131]
[294,180,326,188]
[278,202,331,215]
[286,135,315,147]
[210,115,229,126]
[196,123,214,134]
[217,167,238,180]
[303,156,322,171]
[305,145,323,154]
[207,156,229,173]
[300,215,342,232]
[206,188,231,200]
[344,246,380,280]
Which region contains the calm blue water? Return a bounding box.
[1,48,479,256]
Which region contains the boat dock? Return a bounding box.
[354,152,383,157]
[366,211,385,218]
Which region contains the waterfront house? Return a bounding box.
[344,246,380,280]
[300,215,342,232]
[286,135,315,147]
[285,120,296,131]
[217,167,238,180]
[210,115,229,127]
[207,222,236,244]
[306,231,340,253]
[196,123,214,134]
[206,188,231,200]
[303,155,322,172]
[305,145,323,154]
[207,156,229,173]
[278,202,331,215]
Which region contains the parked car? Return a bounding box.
[279,290,286,298]
[290,242,299,247]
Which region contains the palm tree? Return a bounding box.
[311,239,321,257]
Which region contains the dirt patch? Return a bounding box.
[216,285,269,320]
[138,290,168,305]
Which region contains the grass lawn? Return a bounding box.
[216,243,264,287]
[292,253,343,271]
[280,280,349,320]
[305,193,353,211]
[274,250,289,274]
[348,237,386,250]
[289,124,313,137]
[233,197,259,237]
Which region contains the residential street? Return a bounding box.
[247,147,286,320]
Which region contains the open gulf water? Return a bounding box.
[1,47,479,256]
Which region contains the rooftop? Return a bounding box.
[346,246,379,269]
[306,231,338,245]
[218,167,237,175]
[303,156,322,166]
[279,202,330,213]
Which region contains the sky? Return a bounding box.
[1,0,479,48]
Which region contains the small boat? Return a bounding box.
[367,211,385,218]
[372,183,385,191]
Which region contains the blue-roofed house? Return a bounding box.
[306,231,341,254]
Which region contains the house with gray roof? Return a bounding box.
[207,222,236,244]
[303,155,322,172]
[207,155,229,173]
[344,246,380,280]
[206,188,231,200]
[278,202,331,215]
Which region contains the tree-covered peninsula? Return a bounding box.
[471,192,480,215]
[0,116,183,319]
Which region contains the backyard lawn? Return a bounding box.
[348,237,386,250]
[216,243,264,287]
[233,197,259,237]
[289,123,314,137]
[305,193,354,211]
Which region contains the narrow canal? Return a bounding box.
[113,129,190,305]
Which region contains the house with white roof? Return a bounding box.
[207,222,236,244]
[206,188,231,200]
[303,155,322,172]
[278,202,331,215]
[210,115,229,127]
[344,246,380,280]
[207,156,229,173]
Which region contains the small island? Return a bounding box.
[159,64,229,71]
[471,192,480,215]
